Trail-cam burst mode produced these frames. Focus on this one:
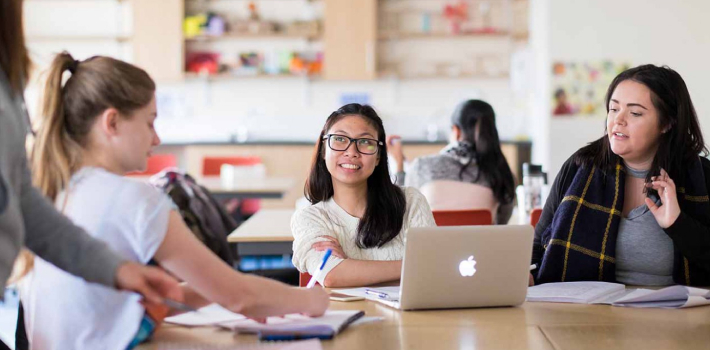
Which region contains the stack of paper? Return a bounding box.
[526,282,710,309]
[612,285,710,308]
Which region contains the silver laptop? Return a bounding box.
[373,225,533,310]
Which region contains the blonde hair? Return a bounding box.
[32,52,156,200]
[12,53,155,284]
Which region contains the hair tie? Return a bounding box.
[68,60,80,74]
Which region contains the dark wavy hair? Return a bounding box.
[574,64,708,187]
[452,100,516,206]
[305,103,406,248]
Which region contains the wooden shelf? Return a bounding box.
[184,71,321,81]
[379,31,511,40]
[377,71,509,80]
[185,32,322,41]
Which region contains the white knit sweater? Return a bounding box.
[291,187,436,284]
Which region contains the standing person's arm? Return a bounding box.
[17,156,179,302]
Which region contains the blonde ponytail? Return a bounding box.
[32,51,156,200]
[32,52,82,201]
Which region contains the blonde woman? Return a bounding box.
[0,2,181,349]
[20,52,328,350]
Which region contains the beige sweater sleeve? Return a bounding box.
[290,206,345,278]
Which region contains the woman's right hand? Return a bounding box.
[386,135,405,172]
[528,273,535,286]
[301,286,330,317]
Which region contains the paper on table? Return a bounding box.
[612,285,710,308]
[154,338,322,350]
[166,304,364,336]
[334,286,401,301]
[220,310,364,335]
[165,304,246,327]
[526,282,626,303]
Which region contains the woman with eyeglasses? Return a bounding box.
[291,104,436,287]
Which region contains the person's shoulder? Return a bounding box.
[556,152,587,180]
[118,176,166,201]
[402,186,427,206]
[292,200,329,225]
[414,153,450,167]
[89,172,168,210]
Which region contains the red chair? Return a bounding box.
[530,208,543,228]
[432,209,493,226]
[127,154,177,176]
[299,272,314,287]
[201,156,263,215]
[201,156,262,176]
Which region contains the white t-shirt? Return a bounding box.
[20,167,174,350]
[291,187,436,284]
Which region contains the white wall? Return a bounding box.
[535,0,710,181]
[22,0,532,145]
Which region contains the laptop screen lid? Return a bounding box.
[398,225,533,310]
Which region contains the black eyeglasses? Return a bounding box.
[322,134,383,155]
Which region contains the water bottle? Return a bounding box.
[521,163,545,223]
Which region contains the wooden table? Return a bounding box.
[138,298,710,350]
[227,209,295,256]
[199,176,295,201]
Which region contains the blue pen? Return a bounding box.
[307,249,332,288]
[365,289,391,299]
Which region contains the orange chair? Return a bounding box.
[432,209,493,226]
[202,156,263,215]
[299,272,314,287]
[201,156,262,176]
[530,208,543,228]
[127,154,177,176]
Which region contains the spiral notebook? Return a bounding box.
[165,304,364,338]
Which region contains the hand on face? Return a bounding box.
[645,168,681,228]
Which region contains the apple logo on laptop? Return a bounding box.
[459,255,477,277]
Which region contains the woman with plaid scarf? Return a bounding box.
[532,65,710,287]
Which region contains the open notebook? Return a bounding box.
[526,282,710,308]
[165,304,364,338]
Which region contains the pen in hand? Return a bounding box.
[307,249,332,288]
[162,298,198,313]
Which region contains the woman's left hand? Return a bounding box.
[645,168,681,228]
[311,236,348,259]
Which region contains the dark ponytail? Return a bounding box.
[451,100,516,205]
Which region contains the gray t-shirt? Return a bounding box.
[615,198,675,286]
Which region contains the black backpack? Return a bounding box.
[150,170,235,266]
